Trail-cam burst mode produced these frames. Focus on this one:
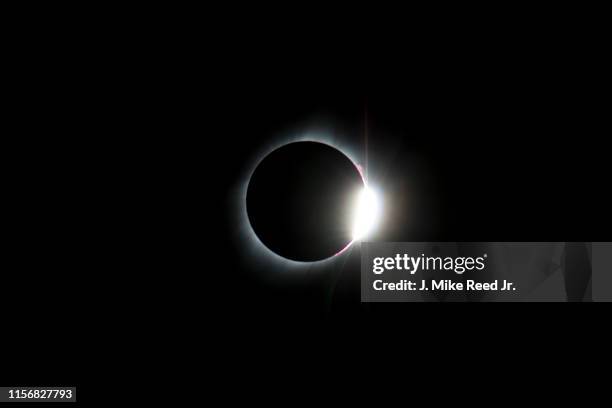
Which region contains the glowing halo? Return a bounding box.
[231,128,381,274]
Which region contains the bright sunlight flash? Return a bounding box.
[352,186,381,241]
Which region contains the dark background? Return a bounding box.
[2,21,608,401]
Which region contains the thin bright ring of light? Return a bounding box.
[235,130,381,271]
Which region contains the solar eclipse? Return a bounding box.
[246,141,380,263]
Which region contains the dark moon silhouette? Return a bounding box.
[247,141,364,262]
